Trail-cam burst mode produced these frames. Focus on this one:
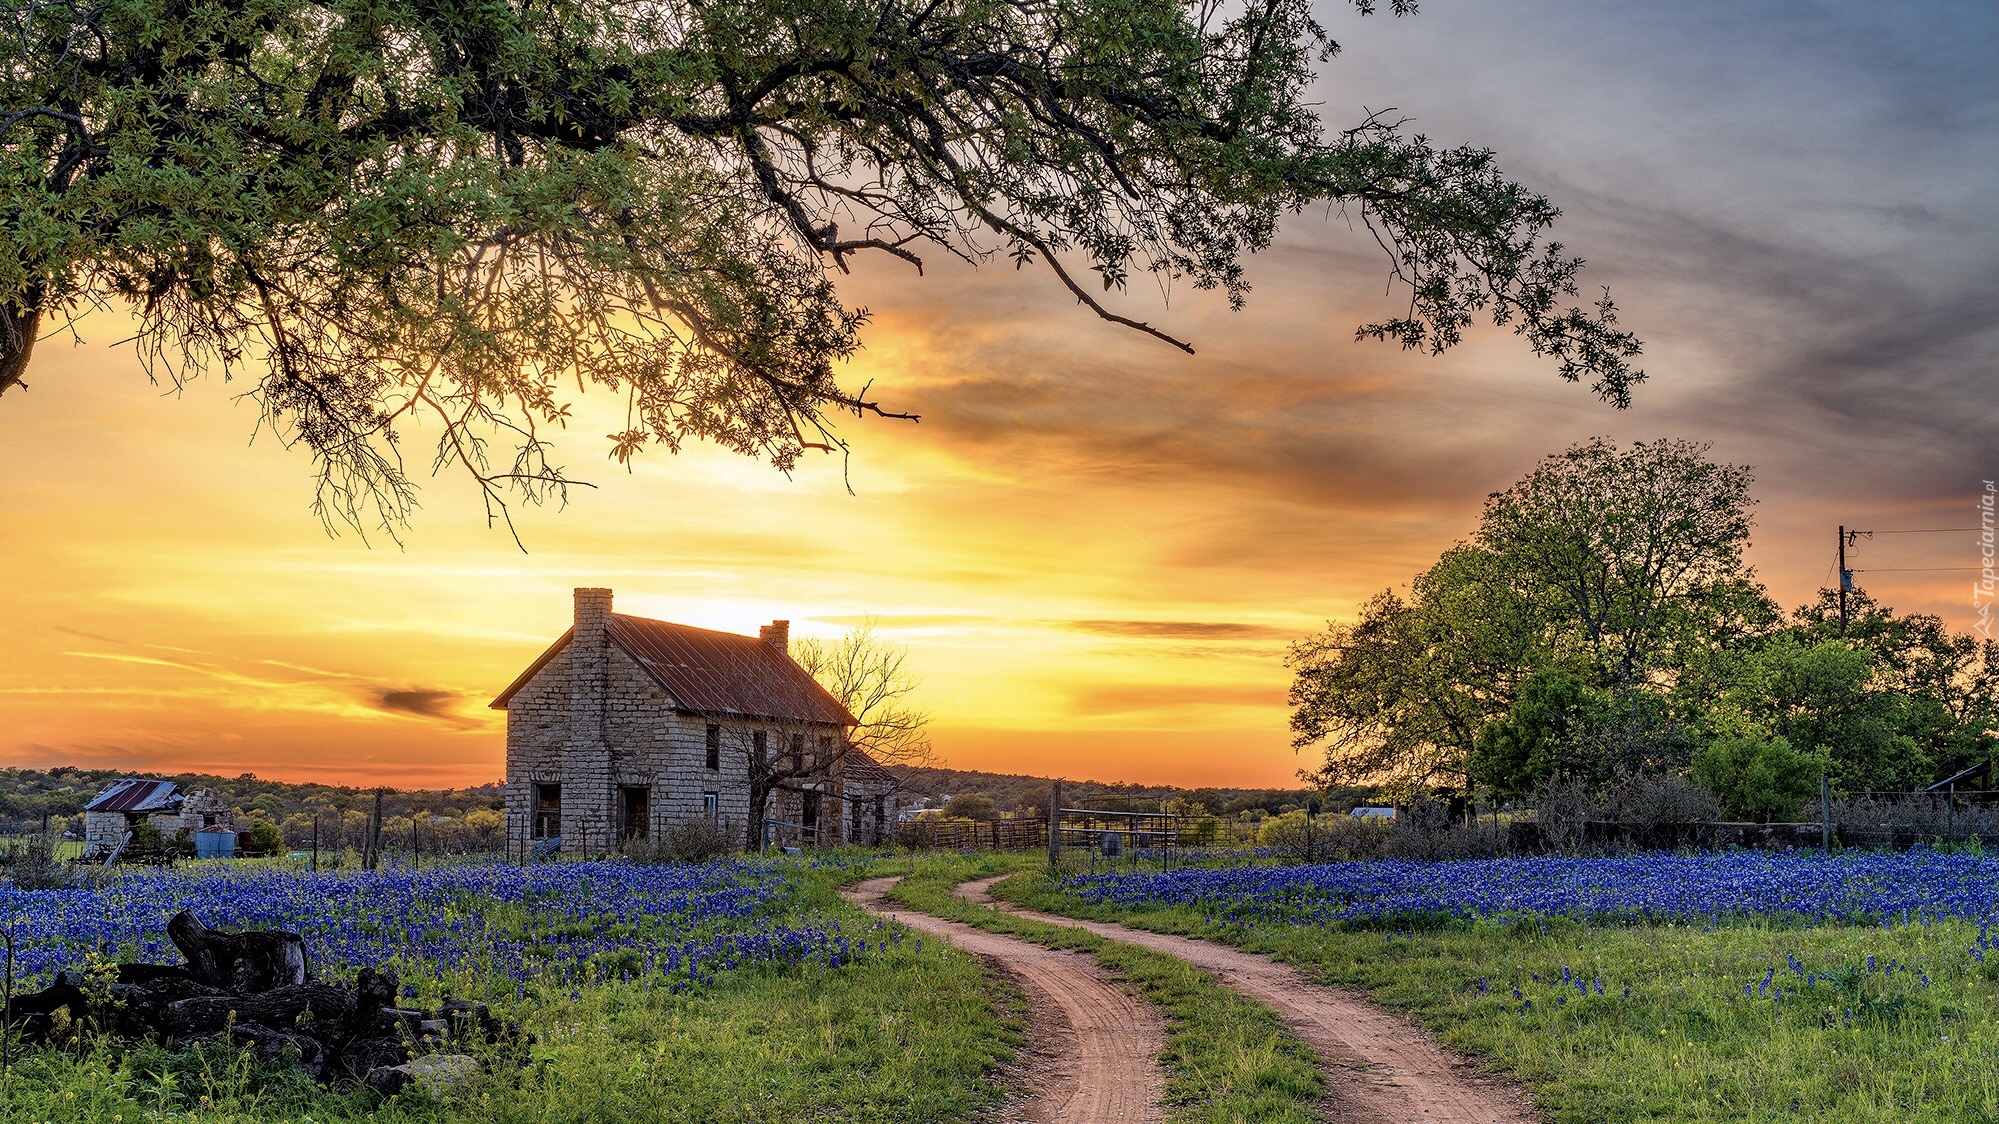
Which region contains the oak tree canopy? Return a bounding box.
[2,0,1643,533]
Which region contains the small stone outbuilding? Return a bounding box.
[82,780,231,858]
[493,588,898,855]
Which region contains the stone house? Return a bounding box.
[492,588,899,855]
[82,780,231,858]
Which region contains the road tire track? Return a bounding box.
[842,876,1166,1124]
[956,875,1537,1124]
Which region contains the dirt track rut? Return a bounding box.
[841,877,1166,1124]
[956,876,1536,1124]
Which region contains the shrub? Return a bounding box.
[1,834,76,890]
[1693,732,1826,821]
[242,819,285,855]
[1256,811,1338,860]
[1529,781,1601,853]
[941,794,998,822]
[1829,796,1999,848]
[625,816,736,864]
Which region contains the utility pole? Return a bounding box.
[1838,525,1849,635]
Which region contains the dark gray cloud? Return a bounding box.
[369,688,479,729]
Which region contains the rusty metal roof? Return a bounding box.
[842,750,898,793]
[84,778,182,814]
[492,615,856,727]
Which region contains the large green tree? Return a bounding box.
[2,0,1641,532]
[1477,437,1767,687]
[1291,438,1770,791]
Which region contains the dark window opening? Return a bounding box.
[705,725,721,770]
[789,733,805,772]
[802,791,820,841]
[816,734,834,769]
[703,792,719,823]
[619,785,649,840]
[532,783,561,840]
[850,798,863,843]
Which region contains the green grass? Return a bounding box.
[881,851,1325,1124]
[1,857,1016,1124]
[993,865,1999,1124]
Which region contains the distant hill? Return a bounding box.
[0,765,501,837]
[886,764,1319,817]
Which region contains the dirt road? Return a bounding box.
[841,877,1166,1124]
[956,876,1536,1124]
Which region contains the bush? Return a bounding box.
[1256,811,1339,859]
[941,794,998,822]
[1829,796,1999,848]
[242,819,285,855]
[625,816,736,864]
[1,834,76,889]
[1529,781,1600,853]
[1692,732,1826,821]
[1603,772,1723,825]
[1177,815,1225,846]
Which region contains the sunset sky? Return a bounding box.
[2,0,1994,791]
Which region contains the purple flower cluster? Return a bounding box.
[1061,848,1999,928]
[0,859,879,996]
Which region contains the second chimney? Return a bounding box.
[758,619,790,653]
[573,587,613,636]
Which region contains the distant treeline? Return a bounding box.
[885,764,1354,820]
[2,763,1331,842]
[0,766,504,852]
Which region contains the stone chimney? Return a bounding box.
[758,619,790,653]
[574,587,613,638]
[564,587,614,854]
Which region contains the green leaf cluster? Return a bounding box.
[4,0,1639,532]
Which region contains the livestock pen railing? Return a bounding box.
[898,817,1049,851]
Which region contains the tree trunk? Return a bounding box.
[0,304,39,397]
[745,779,770,851]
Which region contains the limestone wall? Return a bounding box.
[504,635,852,853]
[83,811,128,857]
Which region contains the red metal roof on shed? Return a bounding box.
[491,615,856,727]
[84,778,181,813]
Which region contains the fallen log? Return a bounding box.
[158,982,360,1038]
[167,909,309,992]
[5,915,527,1093]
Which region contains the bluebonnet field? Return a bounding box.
[1063,848,1999,929]
[0,858,896,998]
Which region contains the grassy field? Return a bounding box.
[883,851,1325,1124]
[993,851,1999,1124]
[0,856,1015,1124]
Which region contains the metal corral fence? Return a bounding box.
[899,817,1051,851]
[898,806,1191,871]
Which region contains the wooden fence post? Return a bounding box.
[1047,779,1062,871]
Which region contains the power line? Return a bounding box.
[1852,566,1982,573]
[1869,527,1983,535]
